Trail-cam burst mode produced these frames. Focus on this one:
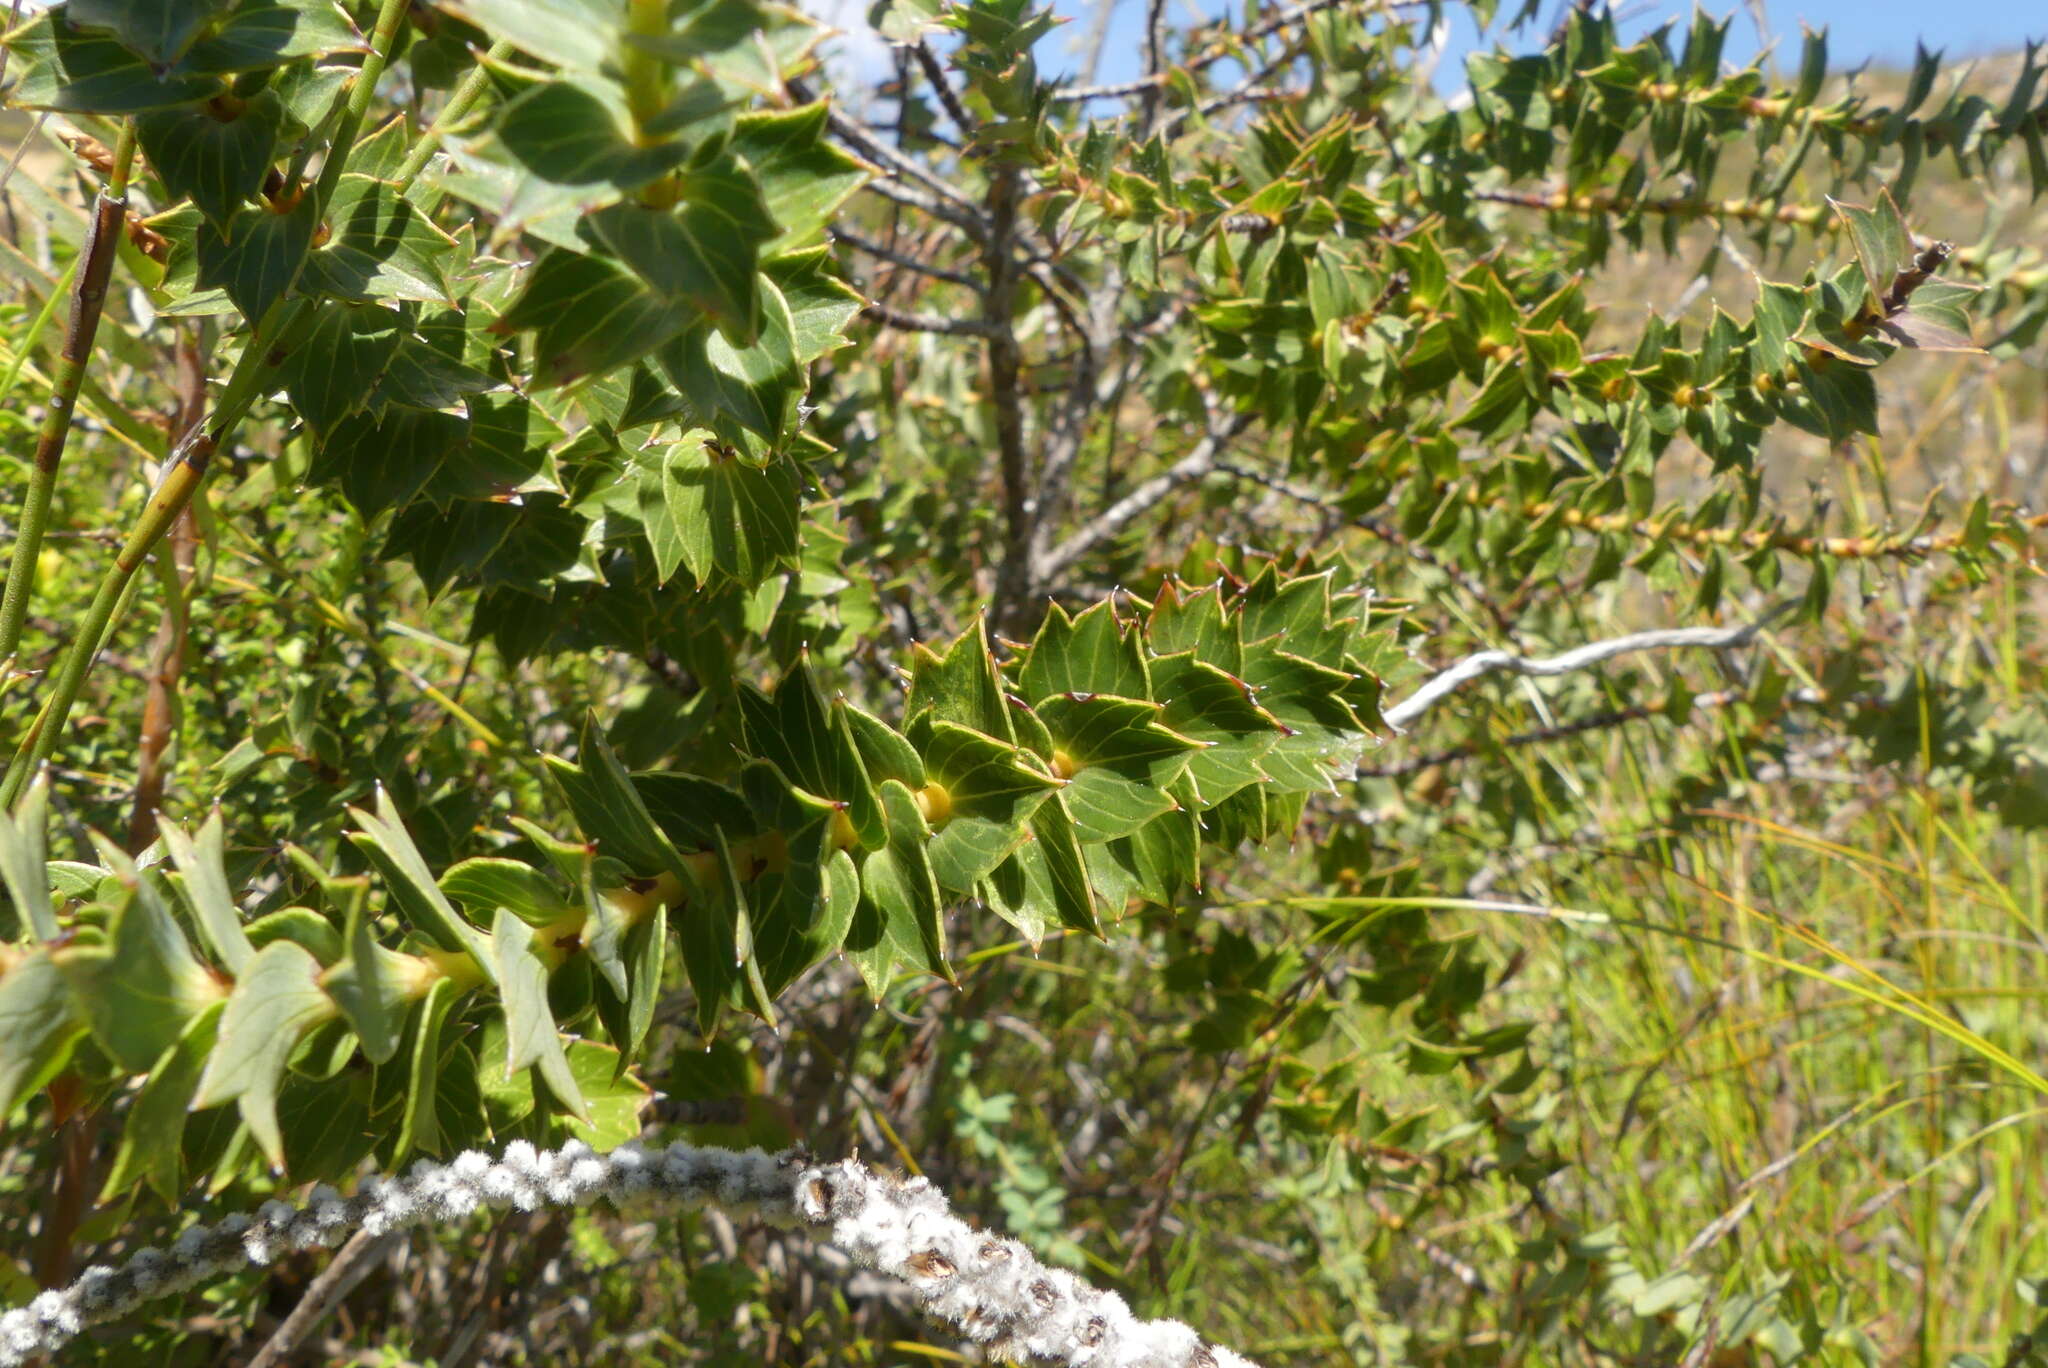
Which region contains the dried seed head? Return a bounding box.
[905,1249,956,1279]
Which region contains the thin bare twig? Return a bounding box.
[1379,606,1793,732]
[912,39,978,134]
[835,226,985,291]
[244,1230,401,1368]
[1032,405,1254,583]
[1025,282,1129,573]
[861,300,1001,336]
[1358,689,1747,780]
[825,105,976,212]
[1138,0,1171,131]
[858,173,987,237]
[1052,0,1421,102]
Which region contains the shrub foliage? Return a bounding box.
[2,0,2047,1362]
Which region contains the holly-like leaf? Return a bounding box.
[913,717,1060,890]
[676,832,741,1035]
[1150,651,1282,807]
[1018,599,1151,702]
[278,301,404,436]
[158,810,256,974]
[302,173,461,305]
[1121,798,1201,903]
[983,789,1101,941]
[489,907,586,1120]
[1874,309,1982,353]
[54,880,225,1073]
[1829,190,1912,312]
[66,0,228,66]
[4,9,222,113]
[176,0,365,74]
[0,948,85,1118]
[846,780,947,993]
[841,700,926,788]
[395,976,459,1159]
[275,1072,378,1184]
[440,858,570,928]
[271,56,352,131]
[316,403,468,518]
[319,900,416,1065]
[657,274,804,443]
[905,616,1016,743]
[196,196,319,322]
[497,248,690,388]
[733,103,869,251]
[0,772,57,942]
[617,901,666,1063]
[736,764,844,998]
[870,0,949,43]
[736,665,884,848]
[191,940,339,1170]
[546,722,700,886]
[1034,693,1202,843]
[345,790,497,981]
[769,247,863,365]
[98,1002,221,1204]
[558,1039,651,1148]
[493,77,692,190]
[584,173,776,344]
[632,430,801,586]
[136,90,284,229]
[434,0,619,74]
[450,393,566,499]
[374,335,497,412]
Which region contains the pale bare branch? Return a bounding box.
[1380,606,1793,732]
[1033,405,1254,583]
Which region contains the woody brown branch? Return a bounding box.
[127,325,208,855]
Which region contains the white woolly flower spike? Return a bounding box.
[0,1140,1261,1368]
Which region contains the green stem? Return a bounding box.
[0,259,77,408]
[394,39,515,198]
[622,0,672,133]
[0,296,312,805]
[3,437,208,806]
[0,123,137,667]
[2,0,413,803]
[313,0,411,212]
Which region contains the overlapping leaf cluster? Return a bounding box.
[0,565,1392,1182]
[4,0,868,673]
[1003,5,2036,618]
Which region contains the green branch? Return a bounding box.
[0,124,136,666]
[1,0,412,803]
